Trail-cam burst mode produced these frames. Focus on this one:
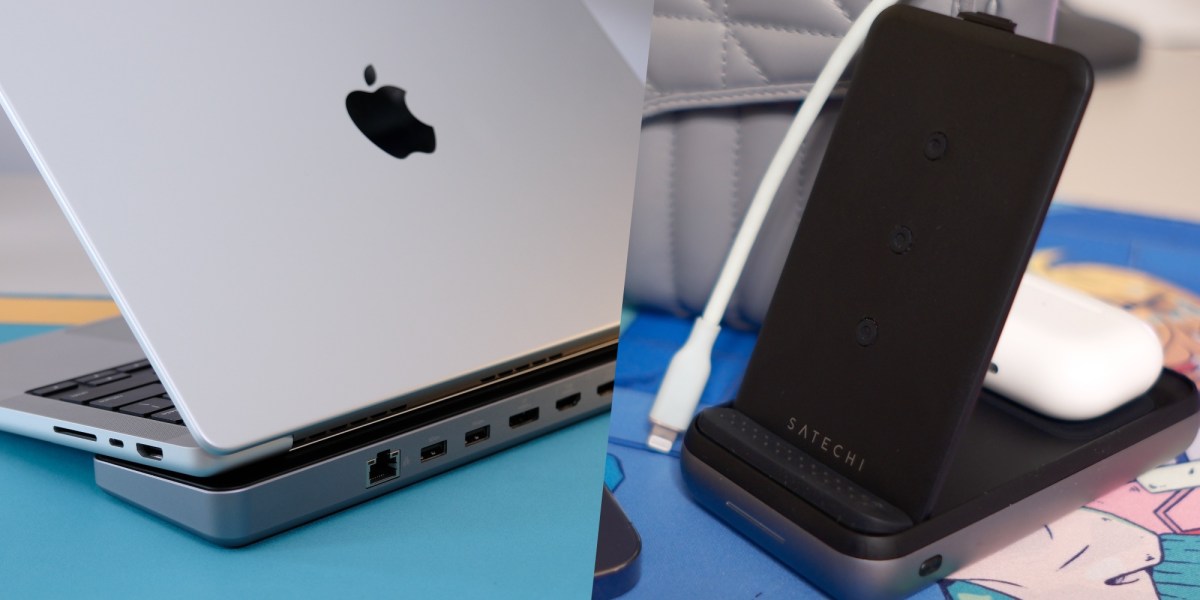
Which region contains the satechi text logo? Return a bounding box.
[786,418,866,473]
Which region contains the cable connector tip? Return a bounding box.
[647,425,679,453]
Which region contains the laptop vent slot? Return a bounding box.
[291,350,570,450]
[293,404,410,448]
[479,353,563,384]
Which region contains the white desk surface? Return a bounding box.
[0,174,107,296]
[1055,48,1200,222]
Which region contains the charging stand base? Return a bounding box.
[681,369,1199,600]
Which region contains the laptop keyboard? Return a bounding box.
[26,360,185,425]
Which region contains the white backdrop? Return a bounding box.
[0,115,33,172]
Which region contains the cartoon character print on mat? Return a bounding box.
[944,508,1164,599]
[1028,252,1200,379]
[941,251,1200,599]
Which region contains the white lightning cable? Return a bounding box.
[645,0,900,453]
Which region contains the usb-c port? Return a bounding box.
[509,407,539,429]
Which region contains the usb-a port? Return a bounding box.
[465,425,490,446]
[420,440,447,462]
[509,407,539,429]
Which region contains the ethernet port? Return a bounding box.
[366,449,399,487]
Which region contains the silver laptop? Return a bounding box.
[0,2,646,475]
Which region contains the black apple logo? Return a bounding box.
[345,65,436,159]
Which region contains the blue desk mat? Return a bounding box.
[608,204,1200,599]
[0,321,609,598]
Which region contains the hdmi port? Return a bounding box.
[555,393,582,411]
[136,443,163,461]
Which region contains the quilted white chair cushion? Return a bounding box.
[625,0,1058,329]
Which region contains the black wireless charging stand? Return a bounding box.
[678,7,1200,600]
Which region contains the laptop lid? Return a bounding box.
[0,1,647,453]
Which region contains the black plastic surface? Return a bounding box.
[733,5,1093,521]
[695,407,911,534]
[592,487,642,600]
